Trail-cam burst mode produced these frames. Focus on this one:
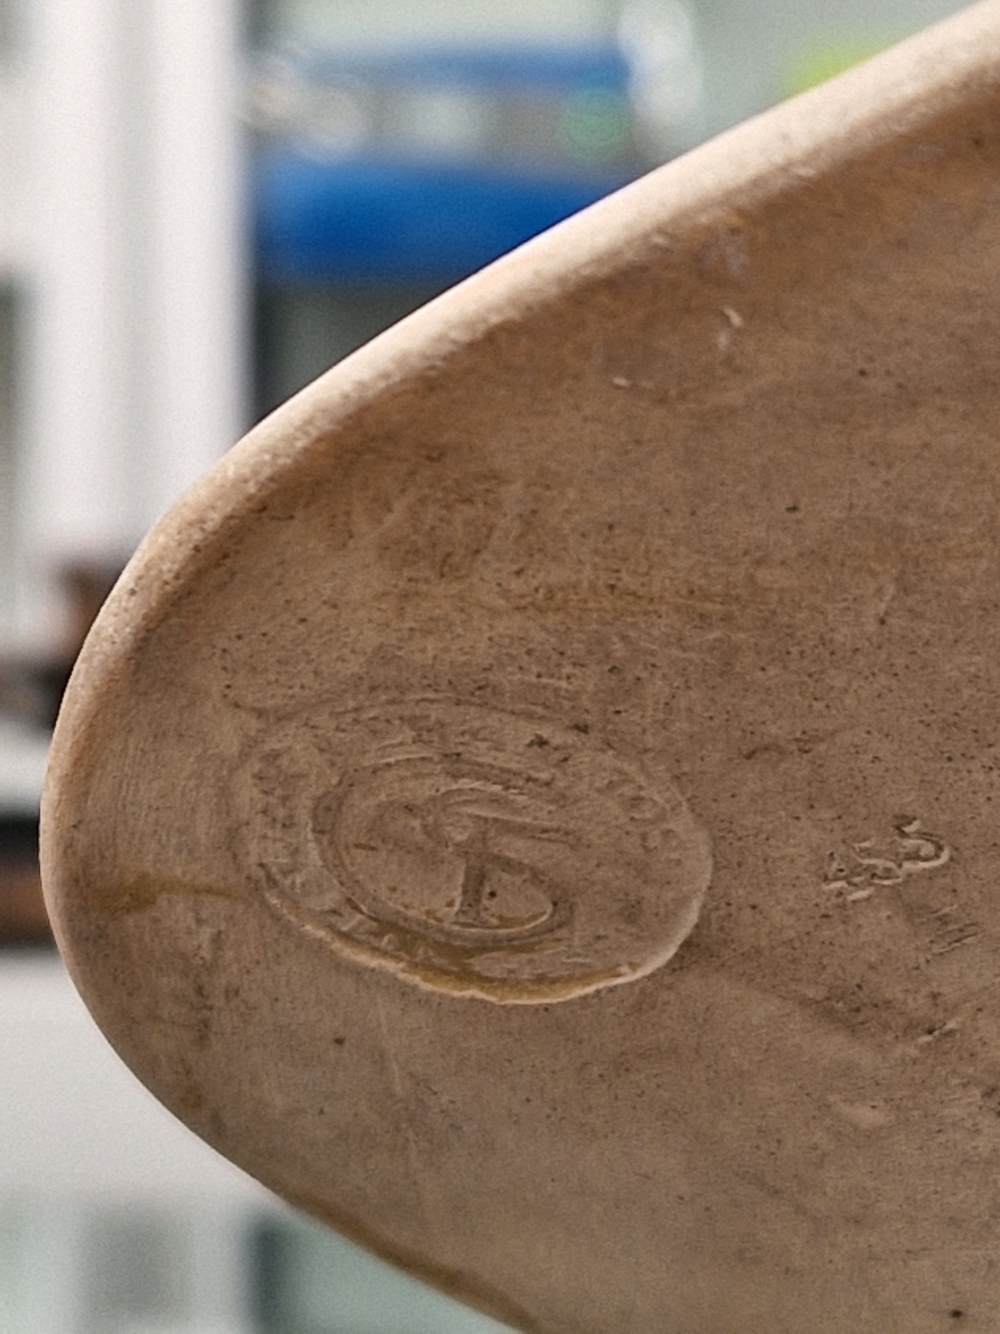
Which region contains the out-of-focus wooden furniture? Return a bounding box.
[0,816,49,945]
[0,561,120,946]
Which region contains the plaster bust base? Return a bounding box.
[42,4,1000,1328]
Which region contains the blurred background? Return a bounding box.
[0,0,969,1329]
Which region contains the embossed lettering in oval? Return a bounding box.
[237,701,711,1002]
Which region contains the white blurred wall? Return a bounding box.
[0,954,269,1334]
[0,954,268,1201]
[0,0,247,653]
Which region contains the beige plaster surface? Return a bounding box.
[41,2,1000,1327]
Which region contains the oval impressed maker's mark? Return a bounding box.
[242,701,711,1002]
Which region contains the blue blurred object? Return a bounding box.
[253,152,628,283]
[251,43,642,284]
[298,42,631,91]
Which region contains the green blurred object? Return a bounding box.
[782,32,895,95]
[558,88,633,159]
[252,1211,517,1333]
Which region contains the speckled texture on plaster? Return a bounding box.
[40,3,1000,1329]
